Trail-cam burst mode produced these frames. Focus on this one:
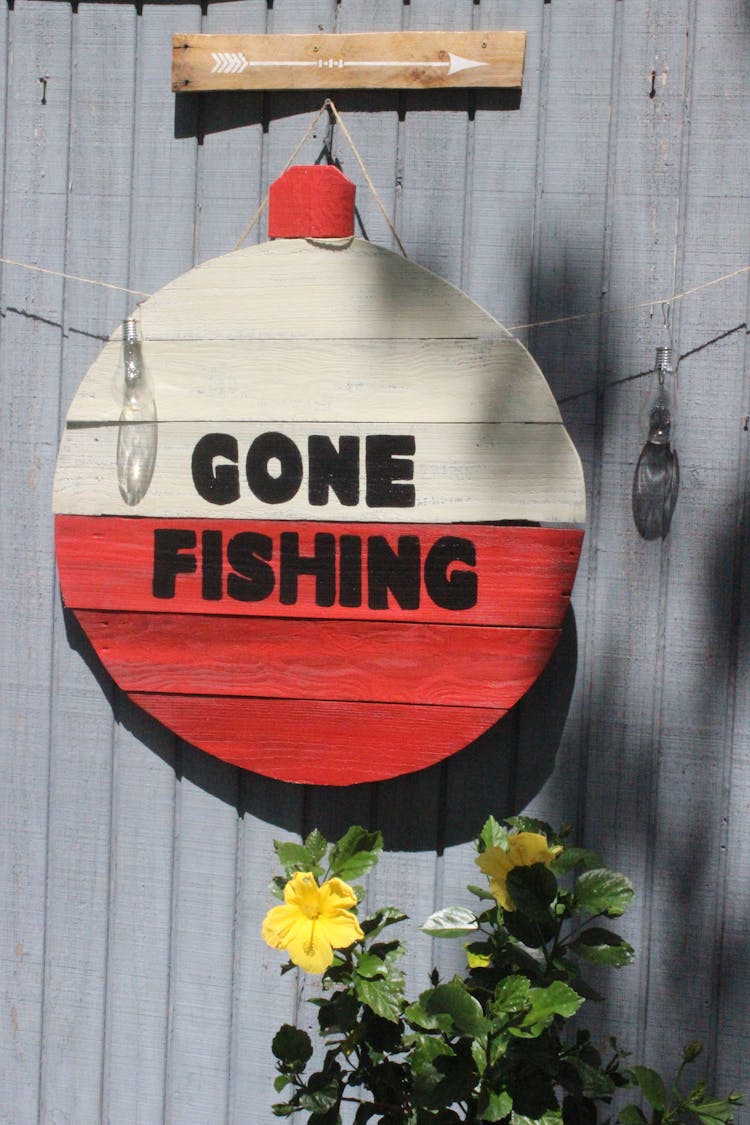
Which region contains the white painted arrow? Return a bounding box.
[210,51,487,77]
[211,52,250,74]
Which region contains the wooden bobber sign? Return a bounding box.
[53,165,585,786]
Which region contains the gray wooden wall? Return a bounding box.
[1,0,749,1121]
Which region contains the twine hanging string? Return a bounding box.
[232,98,409,258]
[0,88,748,340]
[325,99,409,259]
[0,256,150,297]
[506,264,750,332]
[231,100,331,252]
[3,252,746,344]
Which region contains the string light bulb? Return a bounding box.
[116,317,157,506]
[632,346,679,540]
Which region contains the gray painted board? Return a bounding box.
[0,1,748,1122]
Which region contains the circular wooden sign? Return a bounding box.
[53,168,585,785]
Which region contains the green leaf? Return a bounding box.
[417,979,489,1037]
[406,1000,453,1034]
[552,847,602,874]
[479,815,509,852]
[272,1103,298,1117]
[618,1106,648,1125]
[568,1056,616,1098]
[514,981,583,1034]
[572,927,635,967]
[507,814,556,839]
[273,1074,293,1093]
[467,883,497,901]
[317,992,359,1035]
[512,1113,562,1125]
[491,974,531,1015]
[268,875,287,902]
[465,941,493,969]
[355,951,389,979]
[405,1031,455,1066]
[506,863,558,918]
[478,1088,514,1122]
[361,906,408,939]
[304,829,328,864]
[421,906,478,938]
[630,1065,666,1110]
[573,869,634,918]
[329,826,383,880]
[692,1099,743,1125]
[274,841,314,871]
[503,906,555,948]
[272,1024,313,1070]
[298,1075,340,1113]
[471,1036,487,1076]
[354,966,405,1022]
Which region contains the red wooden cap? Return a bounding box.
[268,165,356,239]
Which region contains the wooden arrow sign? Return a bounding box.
[172,31,526,92]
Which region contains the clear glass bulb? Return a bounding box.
[632,346,679,540]
[116,318,157,506]
[641,345,676,445]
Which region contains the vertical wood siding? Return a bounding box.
[1,1,748,1120]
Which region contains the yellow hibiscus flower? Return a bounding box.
[475,832,562,911]
[262,871,364,974]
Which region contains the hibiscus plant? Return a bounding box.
[263,817,742,1125]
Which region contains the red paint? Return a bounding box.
[76,610,561,709]
[129,694,506,785]
[56,516,582,629]
[268,165,356,238]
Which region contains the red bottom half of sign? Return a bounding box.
[55,515,582,784]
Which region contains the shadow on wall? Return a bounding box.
[173,87,522,143]
[62,602,577,851]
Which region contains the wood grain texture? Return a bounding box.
[56,517,582,627]
[634,0,750,1083]
[173,30,525,93]
[76,610,561,710]
[2,0,749,1119]
[435,0,550,970]
[137,238,530,339]
[40,6,137,1119]
[0,4,70,1118]
[54,419,585,523]
[98,7,203,1125]
[129,693,505,785]
[381,0,480,996]
[63,336,563,426]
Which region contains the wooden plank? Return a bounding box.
[387,0,475,986]
[193,4,266,263]
[129,694,505,785]
[397,0,476,289]
[97,6,201,1124]
[188,5,305,1119]
[136,238,513,340]
[53,420,585,524]
[76,610,561,710]
[41,5,138,1123]
[636,0,750,1084]
[64,336,563,426]
[56,517,582,628]
[0,3,74,1120]
[518,0,620,844]
[570,0,694,1068]
[173,31,525,93]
